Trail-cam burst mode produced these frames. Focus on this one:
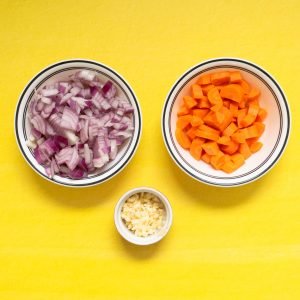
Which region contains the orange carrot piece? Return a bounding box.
[256,108,267,122]
[217,136,231,145]
[223,100,230,109]
[202,141,220,156]
[229,103,239,117]
[190,115,203,127]
[231,153,245,168]
[231,130,247,144]
[203,107,233,132]
[190,138,203,160]
[230,71,243,83]
[220,84,243,103]
[246,122,265,138]
[175,128,191,149]
[191,84,204,99]
[250,141,263,153]
[246,137,259,147]
[207,87,223,105]
[239,142,251,159]
[201,153,211,164]
[211,71,230,85]
[247,87,260,100]
[186,127,198,140]
[220,140,239,155]
[198,96,211,109]
[221,160,236,173]
[183,96,198,109]
[237,108,247,128]
[239,79,251,94]
[176,115,192,130]
[202,84,215,96]
[193,108,209,119]
[210,152,226,170]
[223,122,238,136]
[177,105,190,116]
[195,125,220,141]
[197,74,211,85]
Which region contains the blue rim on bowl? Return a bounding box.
[162,58,291,187]
[15,59,142,187]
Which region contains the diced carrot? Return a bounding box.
[195,125,220,141]
[186,127,198,140]
[210,152,226,170]
[217,136,231,145]
[211,102,223,112]
[176,115,192,130]
[246,137,259,147]
[175,128,191,149]
[177,105,190,116]
[230,71,243,83]
[190,115,203,127]
[239,142,251,159]
[198,96,211,108]
[250,141,263,153]
[231,153,245,168]
[246,122,265,138]
[231,129,247,144]
[223,100,230,109]
[220,84,243,103]
[202,141,220,156]
[211,71,230,85]
[238,99,246,109]
[191,84,204,99]
[197,74,211,85]
[207,87,223,105]
[183,96,198,109]
[223,122,238,136]
[221,160,236,173]
[256,108,267,122]
[239,79,251,94]
[237,108,247,128]
[229,103,239,117]
[247,87,260,100]
[201,153,211,164]
[220,140,239,155]
[176,71,265,173]
[203,107,233,132]
[190,138,204,160]
[193,108,210,119]
[202,84,215,96]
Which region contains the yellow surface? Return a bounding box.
[0,0,299,299]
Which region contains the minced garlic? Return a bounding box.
[121,192,165,237]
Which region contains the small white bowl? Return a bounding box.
[114,187,173,246]
[15,59,142,187]
[162,58,291,187]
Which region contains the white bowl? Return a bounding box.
[15,59,142,187]
[162,58,291,187]
[114,187,173,245]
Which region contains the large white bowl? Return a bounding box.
[15,59,142,187]
[162,58,291,187]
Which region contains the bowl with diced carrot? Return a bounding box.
[162,58,290,187]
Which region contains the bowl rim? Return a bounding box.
[114,187,173,246]
[161,57,291,187]
[14,58,142,187]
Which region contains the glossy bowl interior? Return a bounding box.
[15,59,142,187]
[114,187,173,245]
[162,58,290,187]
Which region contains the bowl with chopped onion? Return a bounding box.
[114,187,173,245]
[15,59,142,187]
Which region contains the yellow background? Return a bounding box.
[0,1,299,299]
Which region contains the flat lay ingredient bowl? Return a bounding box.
[15,59,142,187]
[162,58,291,187]
[114,187,173,245]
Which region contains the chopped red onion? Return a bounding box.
[27,73,134,179]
